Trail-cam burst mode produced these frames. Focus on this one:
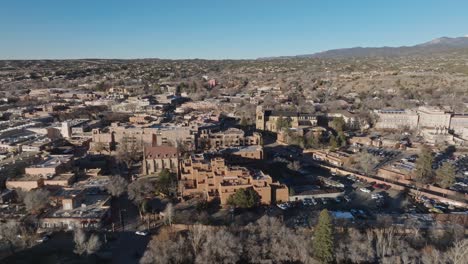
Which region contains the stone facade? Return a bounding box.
[256,106,317,133]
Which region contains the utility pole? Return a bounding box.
[119,209,126,231]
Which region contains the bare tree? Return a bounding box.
[0,221,26,254]
[105,175,128,197]
[73,228,102,256]
[188,225,208,256]
[140,235,192,264]
[73,228,88,255]
[446,239,468,264]
[23,189,50,214]
[352,152,380,175]
[86,234,102,255]
[195,228,242,264]
[127,179,154,217]
[116,137,142,173]
[287,160,302,172]
[243,216,313,263]
[163,203,174,226]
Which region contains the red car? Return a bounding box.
[373,183,391,190]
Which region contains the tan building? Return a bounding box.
[256,106,317,133]
[417,106,451,129]
[221,145,264,162]
[142,145,179,175]
[198,128,261,149]
[327,110,363,130]
[39,189,111,230]
[310,150,351,167]
[178,156,288,205]
[450,114,468,135]
[375,109,419,130]
[90,123,196,153]
[24,155,73,177]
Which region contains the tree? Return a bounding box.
[337,131,347,147]
[116,137,142,174]
[287,160,302,172]
[331,117,346,132]
[105,175,128,197]
[227,188,260,208]
[413,146,434,185]
[244,216,312,263]
[446,239,468,264]
[276,116,291,131]
[353,152,380,175]
[23,189,50,214]
[156,169,177,196]
[240,116,248,127]
[93,142,106,154]
[0,221,26,254]
[163,203,174,226]
[128,179,154,217]
[73,229,102,256]
[313,209,334,264]
[329,135,339,150]
[305,133,319,149]
[435,162,456,189]
[195,228,242,264]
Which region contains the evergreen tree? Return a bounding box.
[240,116,248,127]
[313,209,334,264]
[337,131,347,147]
[329,135,339,150]
[331,117,346,132]
[227,188,260,208]
[435,161,456,189]
[413,146,434,185]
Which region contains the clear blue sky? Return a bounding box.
[1,0,467,60]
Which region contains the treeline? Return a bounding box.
[140,211,467,264]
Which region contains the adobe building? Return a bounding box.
[256,106,317,133]
[198,127,261,150]
[39,189,111,230]
[178,155,288,205]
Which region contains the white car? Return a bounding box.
[311,198,318,205]
[36,235,50,243]
[360,187,371,193]
[277,203,288,210]
[135,230,149,236]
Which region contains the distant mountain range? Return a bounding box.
[260,36,468,59]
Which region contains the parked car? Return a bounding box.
[135,230,149,236]
[429,208,443,214]
[36,235,50,243]
[360,187,371,193]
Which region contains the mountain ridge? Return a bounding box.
[259,36,468,59]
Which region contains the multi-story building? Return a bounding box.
[178,155,288,205]
[39,189,111,230]
[375,109,419,130]
[256,106,317,133]
[198,128,261,149]
[90,123,197,153]
[417,106,452,129]
[450,114,468,135]
[327,110,364,130]
[24,155,73,177]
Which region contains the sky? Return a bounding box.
[1,0,468,60]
